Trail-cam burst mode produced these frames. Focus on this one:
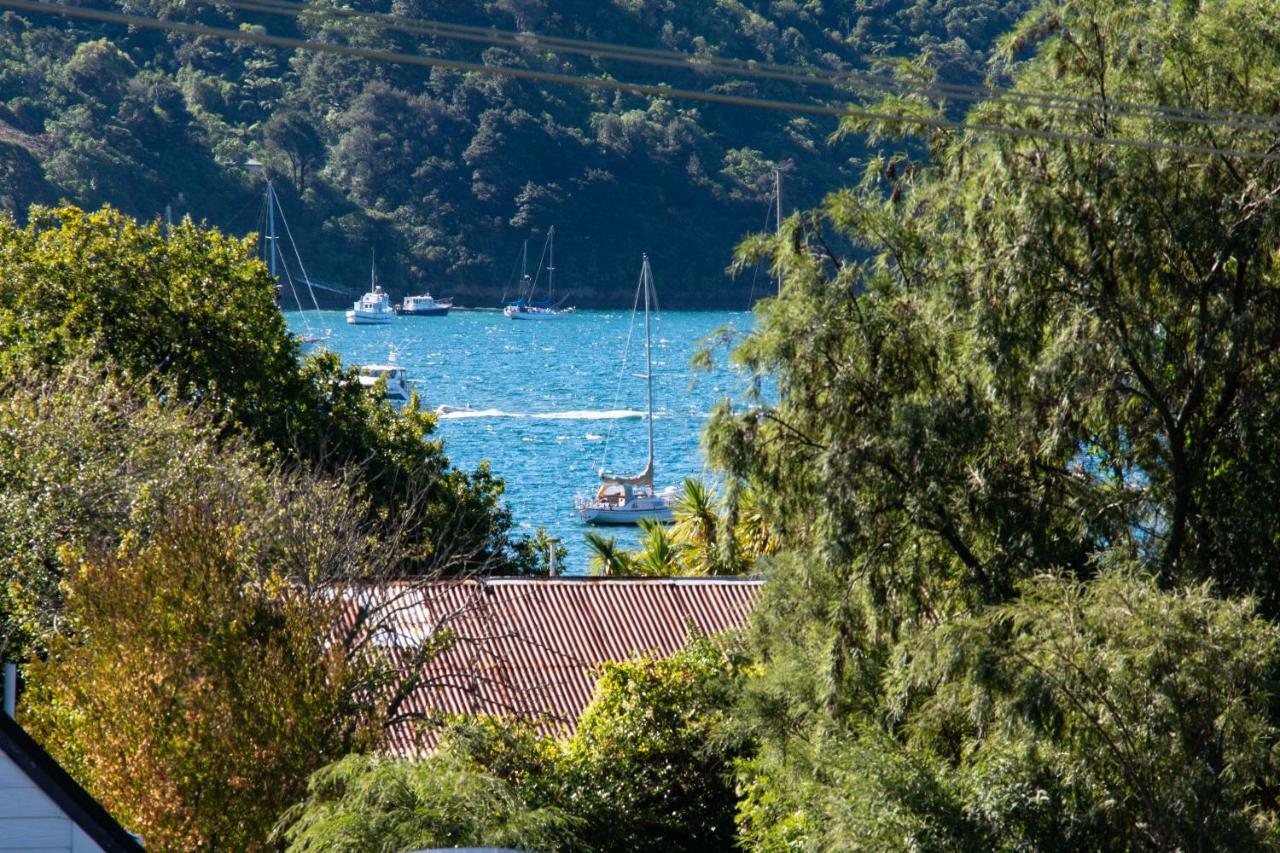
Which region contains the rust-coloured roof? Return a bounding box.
[342,577,761,754]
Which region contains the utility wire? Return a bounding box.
[215,0,1280,134]
[7,0,1280,162]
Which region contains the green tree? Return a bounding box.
[738,572,1280,850]
[0,205,518,573]
[559,635,745,852]
[277,752,574,853]
[262,109,324,191]
[671,477,720,575]
[0,362,265,656]
[707,0,1280,846]
[585,530,635,576]
[281,636,746,852]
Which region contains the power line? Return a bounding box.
[7,0,1280,162]
[216,0,1280,134]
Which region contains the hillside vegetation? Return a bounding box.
[0,0,1028,307]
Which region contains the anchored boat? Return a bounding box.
[357,350,413,408]
[399,292,453,316]
[575,254,675,525]
[504,226,574,320]
[347,256,395,325]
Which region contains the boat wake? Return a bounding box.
[436,406,644,421]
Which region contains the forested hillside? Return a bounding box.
[0,0,1028,307]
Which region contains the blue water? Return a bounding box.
[285,308,753,572]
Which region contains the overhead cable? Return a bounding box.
[6,0,1280,162]
[215,0,1280,134]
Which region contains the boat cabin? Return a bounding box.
[357,363,412,406]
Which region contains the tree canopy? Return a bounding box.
[0,206,525,579]
[705,0,1280,847]
[0,0,1032,307]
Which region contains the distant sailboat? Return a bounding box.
[263,180,331,349]
[574,255,675,525]
[504,226,574,320]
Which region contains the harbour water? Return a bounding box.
[285,307,754,573]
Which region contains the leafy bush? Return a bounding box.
[281,635,746,852]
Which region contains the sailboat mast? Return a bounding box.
[774,169,782,296]
[644,255,654,473]
[521,239,529,297]
[548,226,555,301]
[267,180,277,279]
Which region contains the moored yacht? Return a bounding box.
[347,285,395,324]
[504,226,574,320]
[399,293,453,316]
[261,179,332,348]
[575,254,674,525]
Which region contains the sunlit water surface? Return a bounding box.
[285,308,754,573]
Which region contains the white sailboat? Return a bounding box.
[575,255,675,525]
[504,226,574,320]
[346,254,396,325]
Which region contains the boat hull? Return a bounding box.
[576,504,675,526]
[505,308,566,320]
[346,310,394,324]
[399,307,450,317]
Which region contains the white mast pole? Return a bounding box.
[521,239,529,298]
[774,169,782,296]
[644,255,654,475]
[267,180,277,279]
[548,225,555,302]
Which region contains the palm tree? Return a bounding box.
[584,531,633,576]
[672,477,719,575]
[633,518,680,576]
[733,487,778,562]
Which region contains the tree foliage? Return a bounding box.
[277,752,574,853]
[707,0,1280,847]
[0,206,521,576]
[21,502,384,852]
[282,635,746,852]
[0,1,1032,307]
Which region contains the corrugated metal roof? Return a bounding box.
[340,577,761,754]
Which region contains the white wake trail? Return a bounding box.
[436,407,645,421]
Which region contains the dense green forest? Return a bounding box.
[0,0,1029,307]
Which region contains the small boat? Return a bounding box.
[347,285,395,324]
[357,352,413,408]
[575,254,674,525]
[399,293,453,316]
[504,227,574,320]
[347,253,396,325]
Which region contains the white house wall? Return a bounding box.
[0,750,104,853]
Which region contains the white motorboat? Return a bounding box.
[399,293,453,316]
[357,352,413,408]
[347,285,394,324]
[575,254,674,526]
[504,226,573,320]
